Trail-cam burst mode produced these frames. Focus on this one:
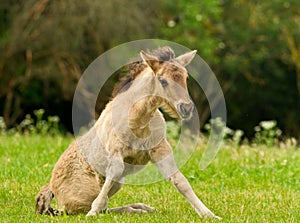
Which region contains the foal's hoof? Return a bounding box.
[86,210,98,217]
[203,213,222,220]
[108,203,155,214]
[213,215,222,220]
[126,203,155,213]
[199,209,222,220]
[127,203,155,213]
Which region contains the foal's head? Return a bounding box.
[140,48,197,120]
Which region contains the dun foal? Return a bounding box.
[36,47,220,219]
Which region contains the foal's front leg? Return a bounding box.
[86,152,154,216]
[87,153,124,216]
[150,140,221,219]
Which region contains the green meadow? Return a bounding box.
[1,133,299,223]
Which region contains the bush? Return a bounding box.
[0,109,61,136]
[254,120,282,147]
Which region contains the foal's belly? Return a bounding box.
[122,149,150,176]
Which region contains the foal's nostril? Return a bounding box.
[179,102,194,117]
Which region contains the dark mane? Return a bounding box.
[111,47,175,97]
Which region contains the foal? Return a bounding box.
[36,47,220,219]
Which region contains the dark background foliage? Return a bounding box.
[0,0,299,140]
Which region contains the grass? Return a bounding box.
[0,134,300,222]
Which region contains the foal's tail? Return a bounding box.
[36,184,62,216]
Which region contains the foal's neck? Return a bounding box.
[128,96,162,138]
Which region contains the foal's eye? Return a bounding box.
[159,77,168,87]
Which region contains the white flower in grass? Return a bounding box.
[167,20,176,28]
[260,120,277,130]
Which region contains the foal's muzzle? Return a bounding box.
[177,102,194,120]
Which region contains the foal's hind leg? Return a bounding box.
[107,180,155,214]
[108,203,155,214]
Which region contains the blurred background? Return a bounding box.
[0,0,299,141]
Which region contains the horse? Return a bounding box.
[36,46,220,219]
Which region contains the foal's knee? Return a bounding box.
[106,156,124,180]
[169,171,192,195]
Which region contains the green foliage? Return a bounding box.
[203,118,297,148]
[254,120,282,147]
[204,117,245,145]
[0,0,299,140]
[218,0,300,138]
[0,0,160,127]
[0,109,61,135]
[161,0,223,63]
[159,0,300,140]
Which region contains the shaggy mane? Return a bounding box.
[112,47,175,97]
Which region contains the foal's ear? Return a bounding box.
[140,51,159,72]
[174,50,197,67]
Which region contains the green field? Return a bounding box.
[1,134,299,222]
